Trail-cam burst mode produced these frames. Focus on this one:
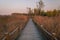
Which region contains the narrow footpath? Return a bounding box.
[17,19,46,40]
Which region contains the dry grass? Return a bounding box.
[0,14,29,39]
[7,15,28,33]
[33,15,60,39]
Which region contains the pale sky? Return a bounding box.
[0,0,60,15]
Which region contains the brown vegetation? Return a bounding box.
[33,9,60,40]
[0,13,29,40]
[33,16,60,40]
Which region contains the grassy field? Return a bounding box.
[33,15,60,40]
[0,14,29,40]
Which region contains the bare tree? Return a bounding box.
[37,0,44,15]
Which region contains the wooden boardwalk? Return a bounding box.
[17,19,46,40]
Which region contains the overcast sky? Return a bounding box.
[0,0,60,15]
